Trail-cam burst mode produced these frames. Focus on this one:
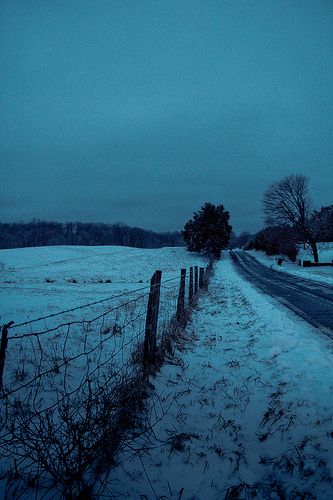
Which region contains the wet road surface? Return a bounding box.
[230,251,333,337]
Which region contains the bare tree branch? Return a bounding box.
[262,175,319,262]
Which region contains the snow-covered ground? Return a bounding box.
[2,246,333,498]
[0,246,207,402]
[107,255,333,498]
[0,245,206,325]
[246,242,333,286]
[0,246,208,497]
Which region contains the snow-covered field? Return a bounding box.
[0,245,207,497]
[1,246,333,498]
[246,242,333,285]
[107,255,333,498]
[0,246,206,326]
[0,246,207,403]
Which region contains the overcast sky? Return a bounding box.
[1,0,333,234]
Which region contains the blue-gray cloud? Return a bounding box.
[1,0,333,233]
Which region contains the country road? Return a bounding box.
[230,250,333,336]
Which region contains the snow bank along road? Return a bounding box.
[230,250,333,336]
[108,257,333,498]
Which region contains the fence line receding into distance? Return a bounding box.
[0,262,212,497]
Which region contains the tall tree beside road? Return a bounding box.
[182,202,232,259]
[262,174,319,262]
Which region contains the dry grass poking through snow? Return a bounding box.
[106,257,333,499]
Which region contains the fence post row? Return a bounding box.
[2,264,209,382]
[176,268,186,323]
[0,321,14,392]
[144,270,162,367]
[144,263,209,367]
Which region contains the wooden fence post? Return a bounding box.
[0,321,14,392]
[151,270,162,347]
[202,265,210,289]
[194,266,198,295]
[176,268,186,323]
[144,270,162,368]
[189,267,193,304]
[199,267,204,289]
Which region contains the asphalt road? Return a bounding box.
[230,250,333,337]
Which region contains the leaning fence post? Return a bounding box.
[176,268,186,323]
[144,270,162,368]
[0,321,14,392]
[194,266,198,295]
[189,267,193,304]
[199,267,204,289]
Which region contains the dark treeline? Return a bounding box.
[0,221,184,249]
[229,204,333,262]
[244,226,298,261]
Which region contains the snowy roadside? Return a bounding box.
[107,255,333,499]
[246,248,333,286]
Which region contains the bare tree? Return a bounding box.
[262,174,319,262]
[310,205,333,242]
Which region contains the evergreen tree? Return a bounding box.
[182,202,232,259]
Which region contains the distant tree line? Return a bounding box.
[228,231,253,250]
[0,221,184,250]
[243,226,299,261]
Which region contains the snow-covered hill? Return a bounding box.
[0,245,206,325]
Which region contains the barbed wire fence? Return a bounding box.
[0,262,213,498]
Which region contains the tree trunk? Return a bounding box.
[309,240,319,263]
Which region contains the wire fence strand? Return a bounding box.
[0,263,210,497]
